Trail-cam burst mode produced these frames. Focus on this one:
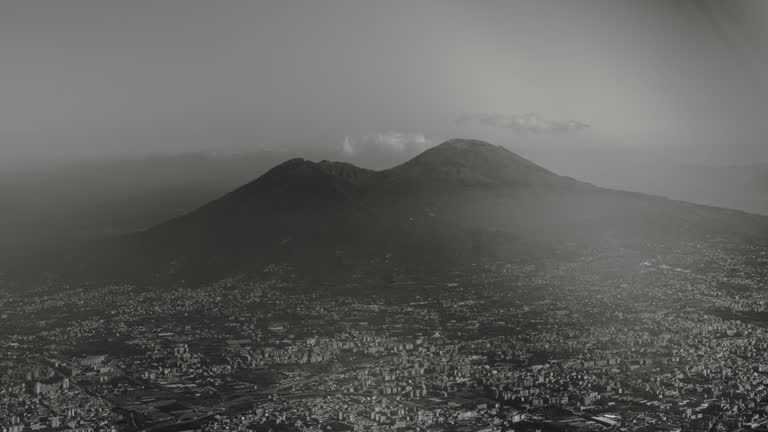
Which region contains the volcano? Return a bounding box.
[70,139,768,281]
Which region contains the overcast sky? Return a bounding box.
[1,0,767,171]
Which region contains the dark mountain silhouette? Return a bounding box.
[31,139,768,283]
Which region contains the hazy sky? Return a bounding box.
[1,0,766,170]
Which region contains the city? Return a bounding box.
[3,239,768,432]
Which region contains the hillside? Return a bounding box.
[19,139,768,284]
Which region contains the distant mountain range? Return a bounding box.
[49,139,761,283]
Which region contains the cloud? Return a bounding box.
[458,113,589,134]
[340,132,433,157]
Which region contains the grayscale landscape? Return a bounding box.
[2,2,768,432]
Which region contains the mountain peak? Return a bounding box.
[436,138,500,150]
[317,160,374,183]
[388,139,567,188]
[262,157,314,175]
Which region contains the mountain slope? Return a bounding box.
[385,138,575,188]
[0,151,298,262]
[59,139,768,282]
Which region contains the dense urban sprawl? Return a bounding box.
[3,240,768,432]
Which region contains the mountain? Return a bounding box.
[32,139,768,283]
[385,139,573,188]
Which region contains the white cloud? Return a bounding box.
[340,132,432,157]
[458,113,589,134]
[341,136,357,156]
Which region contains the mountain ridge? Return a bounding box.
[21,138,768,284]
